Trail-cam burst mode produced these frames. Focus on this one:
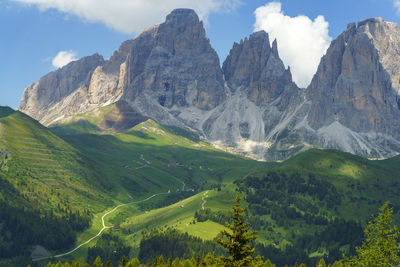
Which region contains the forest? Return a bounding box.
[41,196,400,267]
[0,172,91,266]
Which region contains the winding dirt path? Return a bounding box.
[201,191,209,210]
[32,192,168,262]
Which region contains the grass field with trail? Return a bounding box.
[0,105,268,263]
[3,104,400,265]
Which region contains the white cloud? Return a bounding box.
[254,1,332,88]
[394,0,400,14]
[52,50,77,69]
[12,0,241,34]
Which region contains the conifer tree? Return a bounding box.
[121,255,128,266]
[343,202,400,266]
[92,256,103,267]
[216,193,262,266]
[316,258,327,267]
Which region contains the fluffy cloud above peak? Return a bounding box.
[395,0,400,14]
[12,0,241,34]
[254,1,332,88]
[52,50,77,69]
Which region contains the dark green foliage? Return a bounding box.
[216,193,262,266]
[0,254,32,267]
[0,173,90,264]
[0,201,86,257]
[238,171,340,215]
[236,171,366,264]
[87,232,131,266]
[295,219,363,256]
[343,202,400,266]
[138,228,223,263]
[194,208,230,225]
[255,243,310,266]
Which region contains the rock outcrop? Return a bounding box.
[19,54,104,124]
[305,18,400,157]
[122,9,226,110]
[200,31,303,159]
[222,31,297,106]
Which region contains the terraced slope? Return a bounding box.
[0,106,114,265]
[0,106,109,212]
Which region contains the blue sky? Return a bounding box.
[1,0,400,108]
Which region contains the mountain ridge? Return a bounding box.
[18,11,400,161]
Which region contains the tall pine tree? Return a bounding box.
[343,202,400,266]
[216,193,262,266]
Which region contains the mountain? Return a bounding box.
[19,9,226,129]
[305,18,400,157]
[202,31,303,160]
[18,11,400,161]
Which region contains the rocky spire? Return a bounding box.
[271,38,279,57]
[222,30,298,105]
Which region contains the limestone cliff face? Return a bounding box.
[19,54,104,123]
[222,31,297,106]
[304,18,400,157]
[307,19,400,139]
[201,31,304,160]
[121,8,225,110]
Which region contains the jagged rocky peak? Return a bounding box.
[222,30,298,105]
[19,53,104,121]
[120,8,226,111]
[154,9,213,54]
[307,17,400,138]
[223,31,272,89]
[166,8,198,23]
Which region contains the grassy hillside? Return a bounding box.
[268,148,400,220]
[101,149,400,265]
[0,106,109,213]
[233,149,400,264]
[51,104,268,203]
[15,104,267,264]
[0,106,115,265]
